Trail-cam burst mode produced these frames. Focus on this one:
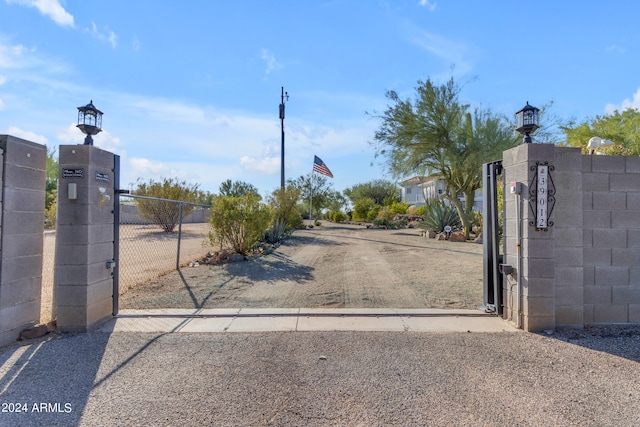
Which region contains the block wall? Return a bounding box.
[502,144,640,330]
[0,135,46,347]
[582,155,640,324]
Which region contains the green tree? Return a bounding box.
[288,173,334,219]
[134,177,202,232]
[267,185,304,231]
[325,190,347,215]
[352,198,374,222]
[561,108,640,155]
[44,146,58,229]
[343,180,400,207]
[209,194,273,255]
[219,179,261,198]
[370,77,518,238]
[198,191,217,206]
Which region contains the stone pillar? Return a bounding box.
[503,144,556,331]
[502,144,584,331]
[0,135,46,347]
[55,145,115,331]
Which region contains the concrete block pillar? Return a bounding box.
[55,145,115,331]
[0,135,46,347]
[503,144,557,331]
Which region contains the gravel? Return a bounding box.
[1,326,639,426]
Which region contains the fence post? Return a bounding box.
[176,202,184,270]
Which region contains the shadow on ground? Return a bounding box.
[548,325,640,363]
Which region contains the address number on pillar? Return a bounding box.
[537,165,548,228]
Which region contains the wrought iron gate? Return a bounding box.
[482,161,503,315]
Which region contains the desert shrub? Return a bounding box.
[367,204,382,221]
[391,219,408,228]
[134,177,202,233]
[376,206,395,222]
[268,186,303,231]
[333,211,346,222]
[415,205,426,216]
[44,189,57,229]
[390,201,409,215]
[407,205,418,216]
[314,219,321,226]
[353,198,374,221]
[420,201,461,233]
[209,194,273,255]
[472,210,483,235]
[372,217,389,227]
[264,219,288,244]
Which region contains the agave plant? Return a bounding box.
[420,201,461,233]
[264,219,288,244]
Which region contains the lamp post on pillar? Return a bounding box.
[515,102,539,144]
[77,100,103,145]
[279,87,289,190]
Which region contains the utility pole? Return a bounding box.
[279,86,289,190]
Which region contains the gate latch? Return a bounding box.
[499,264,513,275]
[106,260,116,269]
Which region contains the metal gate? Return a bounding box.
[112,155,126,315]
[482,161,504,315]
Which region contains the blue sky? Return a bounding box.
[1,0,640,197]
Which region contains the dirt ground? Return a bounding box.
[120,222,484,310]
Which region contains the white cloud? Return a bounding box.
[56,123,85,144]
[418,0,437,11]
[0,98,4,110]
[124,157,238,193]
[605,88,640,114]
[240,143,281,174]
[0,75,6,85]
[261,48,283,75]
[129,157,180,179]
[409,29,474,76]
[4,126,48,144]
[605,44,625,54]
[93,130,123,154]
[0,42,37,69]
[56,123,124,154]
[6,0,74,27]
[85,22,117,49]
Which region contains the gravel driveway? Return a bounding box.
[120,222,484,310]
[1,327,639,426]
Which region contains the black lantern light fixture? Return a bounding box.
[77,100,103,145]
[515,102,539,144]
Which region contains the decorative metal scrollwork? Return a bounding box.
[528,161,555,231]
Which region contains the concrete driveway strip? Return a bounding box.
[1,325,639,426]
[110,308,515,333]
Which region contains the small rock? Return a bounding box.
[449,231,466,242]
[19,321,56,341]
[319,355,327,360]
[228,253,246,263]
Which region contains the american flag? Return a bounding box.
[313,155,334,178]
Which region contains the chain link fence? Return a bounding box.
[117,194,212,296]
[40,195,212,321]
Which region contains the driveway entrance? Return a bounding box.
[119,223,483,310]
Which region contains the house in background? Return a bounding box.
[399,176,446,207]
[399,175,482,211]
